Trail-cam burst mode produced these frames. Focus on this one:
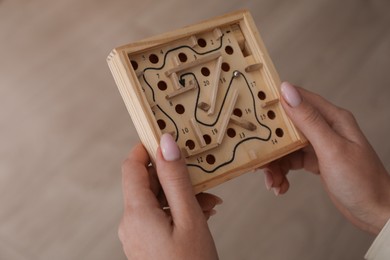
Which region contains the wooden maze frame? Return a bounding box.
[107,10,307,193]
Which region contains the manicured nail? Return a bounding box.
[273,187,281,196]
[264,170,274,190]
[281,82,302,107]
[160,133,181,161]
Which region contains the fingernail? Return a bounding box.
[209,209,217,216]
[273,187,281,196]
[160,133,181,161]
[215,196,223,205]
[281,82,302,107]
[264,170,274,190]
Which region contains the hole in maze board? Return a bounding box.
[157,119,166,130]
[275,128,284,137]
[175,104,185,114]
[130,60,138,70]
[258,91,266,100]
[198,38,207,48]
[178,52,188,62]
[225,45,234,55]
[206,154,216,165]
[267,110,276,120]
[227,128,236,138]
[158,80,167,91]
[233,108,243,117]
[203,134,212,145]
[221,62,230,72]
[186,139,196,150]
[149,54,159,64]
[201,67,210,77]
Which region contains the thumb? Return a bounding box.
[280,82,339,150]
[156,133,202,223]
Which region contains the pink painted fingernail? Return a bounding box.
[281,82,302,107]
[264,170,274,190]
[273,187,281,196]
[160,133,181,161]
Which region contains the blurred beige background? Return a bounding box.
[1,0,390,259]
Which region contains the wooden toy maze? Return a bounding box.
[107,10,307,193]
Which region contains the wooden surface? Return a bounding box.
[108,10,306,193]
[1,0,389,259]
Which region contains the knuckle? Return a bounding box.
[337,107,354,119]
[302,105,322,126]
[334,107,358,126]
[160,166,190,187]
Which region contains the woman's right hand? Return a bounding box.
[264,82,390,234]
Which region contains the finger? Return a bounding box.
[157,190,168,208]
[280,82,342,151]
[278,177,290,195]
[263,166,290,196]
[196,193,222,221]
[196,193,223,212]
[263,169,274,190]
[295,87,341,126]
[161,200,219,221]
[147,165,161,196]
[264,163,286,188]
[203,209,217,220]
[122,143,160,209]
[296,87,367,145]
[263,150,305,187]
[155,134,203,224]
[270,177,290,196]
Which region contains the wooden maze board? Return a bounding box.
[107,10,307,193]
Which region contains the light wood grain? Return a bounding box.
[1,0,389,259]
[108,10,306,192]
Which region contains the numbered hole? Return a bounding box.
[206,154,216,165]
[221,62,230,72]
[267,110,276,120]
[149,54,159,64]
[225,45,234,55]
[275,128,284,137]
[185,140,196,150]
[257,91,266,100]
[130,60,138,70]
[178,52,188,63]
[201,67,210,77]
[203,134,212,145]
[198,38,207,48]
[157,119,166,130]
[227,128,236,138]
[233,108,243,117]
[157,80,167,91]
[175,104,185,114]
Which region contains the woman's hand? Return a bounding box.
[264,82,390,234]
[119,134,220,260]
